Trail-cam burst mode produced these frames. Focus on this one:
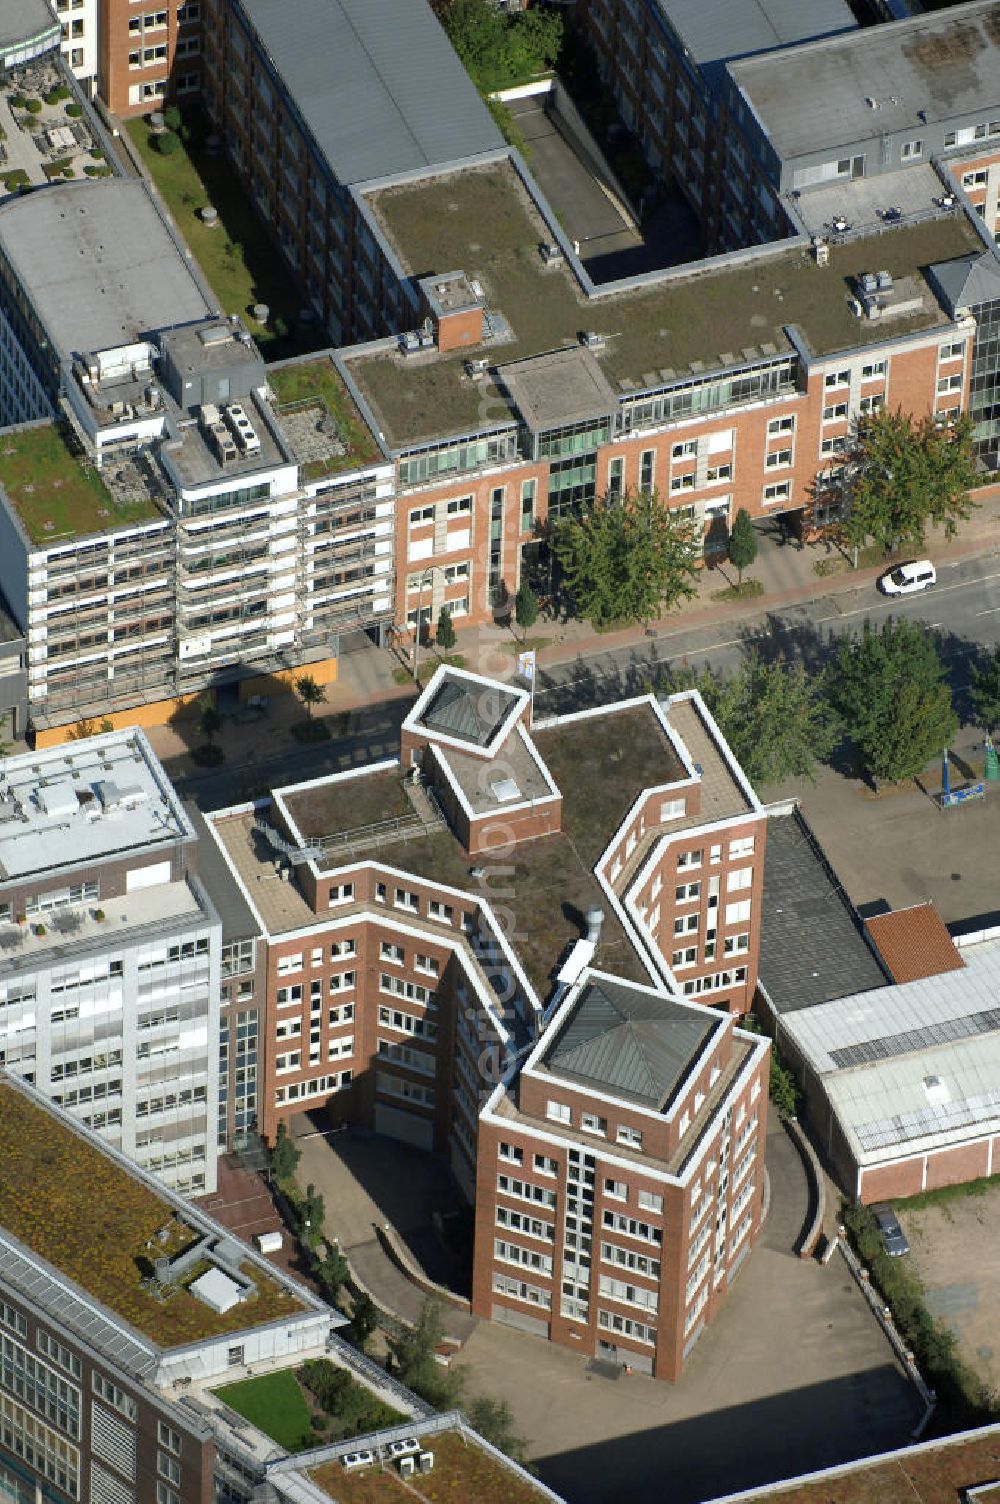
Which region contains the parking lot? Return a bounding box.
[455,1123,920,1504]
[900,1183,1000,1394]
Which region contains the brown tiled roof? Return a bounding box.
[865,903,964,985]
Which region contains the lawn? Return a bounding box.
[0,422,159,544]
[0,1084,305,1348]
[215,1369,313,1452]
[126,116,323,360]
[269,357,383,477]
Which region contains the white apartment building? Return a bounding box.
[0,728,223,1193]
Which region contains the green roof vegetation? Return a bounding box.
[310,1428,548,1503]
[125,115,323,361]
[0,1085,306,1348]
[215,1358,404,1453]
[0,422,159,544]
[282,767,411,840]
[269,357,383,478]
[355,161,981,449]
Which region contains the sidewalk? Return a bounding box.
[457,491,1000,682]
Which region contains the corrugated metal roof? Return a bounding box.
[758,809,889,1014]
[545,976,716,1108]
[654,0,856,68]
[235,0,503,187]
[781,937,1000,1073]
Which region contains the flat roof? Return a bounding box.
[234,0,503,187]
[0,420,164,546]
[0,0,60,53]
[654,0,855,69]
[267,354,384,479]
[306,1425,554,1503]
[499,346,619,432]
[865,903,965,984]
[0,180,215,362]
[729,0,1000,162]
[354,160,979,450]
[758,809,889,1014]
[542,974,718,1109]
[0,729,194,883]
[0,1078,312,1355]
[708,1418,1000,1504]
[186,803,261,946]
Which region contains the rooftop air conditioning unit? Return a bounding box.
[465,358,489,378]
[875,269,893,291]
[580,330,606,351]
[860,272,878,295]
[540,241,563,266]
[398,1458,416,1478]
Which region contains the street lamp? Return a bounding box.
[412,563,448,684]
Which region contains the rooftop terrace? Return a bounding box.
[0,420,162,545]
[0,1083,306,1349]
[353,160,980,450]
[268,354,384,479]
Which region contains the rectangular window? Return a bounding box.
[498,1142,523,1164]
[276,953,302,976]
[605,1178,627,1199]
[726,867,753,892]
[581,1113,607,1137]
[617,1124,643,1149]
[639,450,655,492]
[823,403,848,422]
[546,1100,571,1124]
[762,481,790,504]
[671,440,697,459]
[520,478,536,531]
[766,415,795,436]
[677,849,702,870]
[900,138,923,160]
[824,369,850,389]
[862,359,887,379]
[534,1153,558,1175]
[725,899,752,925]
[765,448,792,469]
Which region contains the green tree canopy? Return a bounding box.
[664,652,839,789]
[436,0,563,94]
[970,647,1000,732]
[392,1297,461,1408]
[464,1396,528,1463]
[198,696,223,744]
[552,488,699,630]
[727,507,757,585]
[839,408,978,554]
[515,578,538,637]
[295,674,326,719]
[826,616,958,784]
[270,1121,300,1182]
[436,604,456,651]
[351,1293,378,1352]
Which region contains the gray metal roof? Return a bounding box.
[187,804,261,945]
[545,976,716,1108]
[758,809,890,1015]
[0,0,60,54]
[419,675,518,747]
[729,0,1000,161]
[234,0,503,187]
[0,181,215,361]
[929,251,1000,316]
[654,0,855,69]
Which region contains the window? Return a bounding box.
[277,953,302,976]
[677,849,702,870]
[676,880,701,903]
[672,440,697,459]
[498,1142,523,1164]
[92,1374,137,1421]
[670,472,695,493]
[763,481,790,504]
[534,1153,558,1175]
[638,1189,663,1214]
[724,933,750,955]
[725,899,751,925]
[428,900,453,923]
[329,883,354,905]
[729,835,755,858]
[859,395,883,415]
[705,463,731,484]
[394,887,419,912]
[727,867,752,892]
[824,369,850,389]
[409,505,433,527]
[939,341,964,362]
[639,450,655,491]
[937,372,963,394]
[157,1422,181,1455]
[158,1453,181,1485]
[901,138,923,160]
[607,457,624,499]
[823,403,848,422]
[581,1113,607,1137]
[605,1178,627,1199]
[765,448,792,469]
[767,415,795,435]
[862,359,887,379]
[617,1124,643,1148]
[276,985,302,1008]
[380,942,404,963]
[672,946,698,969]
[414,953,439,977]
[547,1100,571,1124]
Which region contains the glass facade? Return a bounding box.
[968,297,1000,464]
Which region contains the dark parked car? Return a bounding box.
[872,1202,909,1258]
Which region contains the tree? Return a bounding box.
[392,1297,461,1408]
[163,104,183,132]
[437,0,563,94]
[270,1120,300,1182]
[838,408,978,554]
[826,617,958,785]
[155,130,180,155]
[295,674,326,719]
[317,1247,350,1302]
[464,1396,528,1463]
[552,488,699,630]
[515,579,538,639]
[971,647,1000,733]
[727,507,757,586]
[436,605,456,651]
[198,696,222,745]
[351,1293,378,1352]
[688,651,839,789]
[302,1182,326,1242]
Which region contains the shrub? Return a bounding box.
[25,99,43,115]
[155,130,180,155]
[290,719,330,745]
[2,170,29,190]
[10,95,26,110]
[191,742,224,767]
[163,104,183,131]
[44,85,70,104]
[91,145,104,159]
[66,102,82,118]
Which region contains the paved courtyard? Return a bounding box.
[454,1122,919,1504]
[900,1185,1000,1395]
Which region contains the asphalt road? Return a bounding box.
[532,552,1000,718]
